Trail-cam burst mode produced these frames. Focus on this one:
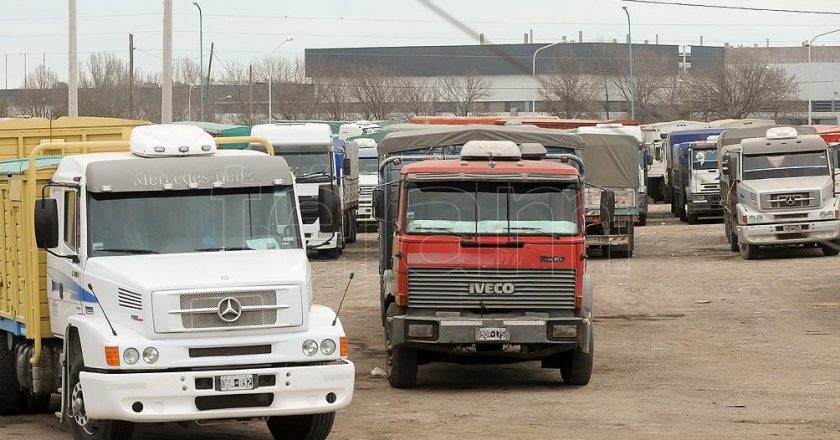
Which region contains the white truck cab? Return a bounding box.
[1,125,354,440]
[356,143,379,226]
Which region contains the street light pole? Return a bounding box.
[268,36,294,124]
[807,28,840,125]
[623,6,636,120]
[193,2,204,121]
[531,41,561,114]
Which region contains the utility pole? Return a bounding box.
[68,0,78,116]
[42,52,46,117]
[249,63,253,123]
[129,33,134,119]
[161,0,173,123]
[4,54,7,89]
[193,2,204,121]
[622,6,636,121]
[205,42,214,119]
[21,53,26,89]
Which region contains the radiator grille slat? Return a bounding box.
[179,290,277,329]
[408,267,576,310]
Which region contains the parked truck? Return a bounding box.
[251,123,359,259]
[666,128,724,216]
[641,120,710,203]
[671,139,723,224]
[0,123,354,440]
[374,125,604,388]
[356,143,378,228]
[718,126,840,259]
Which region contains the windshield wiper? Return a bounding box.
[96,248,158,254]
[297,171,331,180]
[194,246,253,252]
[411,226,474,239]
[503,226,564,238]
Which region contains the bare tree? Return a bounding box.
[79,52,129,118]
[311,61,350,120]
[403,76,440,117]
[595,45,678,123]
[684,55,799,120]
[347,63,405,120]
[538,60,597,118]
[15,64,64,117]
[438,69,490,116]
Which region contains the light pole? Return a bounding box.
[193,2,204,121]
[268,36,294,124]
[808,28,840,125]
[531,41,561,114]
[622,6,636,120]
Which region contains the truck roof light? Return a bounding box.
[519,142,547,160]
[766,127,798,140]
[130,124,217,158]
[273,178,285,185]
[706,135,719,142]
[460,140,521,161]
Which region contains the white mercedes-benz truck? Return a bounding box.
[0,124,354,440]
[251,123,359,259]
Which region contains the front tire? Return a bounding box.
[740,242,759,260]
[560,333,594,386]
[385,303,417,388]
[636,212,647,226]
[267,412,335,440]
[318,246,341,260]
[68,347,135,440]
[820,242,840,256]
[0,333,22,415]
[729,218,740,252]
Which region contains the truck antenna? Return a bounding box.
[332,272,354,326]
[87,283,118,336]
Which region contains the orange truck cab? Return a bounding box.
[374,128,611,388]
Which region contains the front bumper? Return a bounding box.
[390,314,590,351]
[585,234,630,246]
[737,219,840,245]
[303,224,338,250]
[80,360,355,422]
[687,198,723,216]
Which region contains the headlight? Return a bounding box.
[123,348,139,365]
[748,215,756,223]
[693,195,706,201]
[142,347,159,364]
[320,339,337,355]
[302,340,319,356]
[820,210,835,219]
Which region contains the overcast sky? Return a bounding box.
[2,0,840,86]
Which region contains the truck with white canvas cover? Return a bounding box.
[0,124,354,440]
[641,120,710,203]
[251,123,359,259]
[718,125,840,259]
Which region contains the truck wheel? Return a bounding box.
[740,243,759,260]
[385,303,417,388]
[68,349,135,440]
[729,219,740,252]
[560,332,594,386]
[820,242,840,256]
[679,203,688,222]
[669,196,676,214]
[347,214,357,244]
[267,412,335,440]
[318,246,341,260]
[0,333,22,415]
[20,390,51,413]
[687,211,699,225]
[636,212,647,227]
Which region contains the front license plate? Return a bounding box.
[218,374,255,392]
[782,224,802,232]
[476,327,509,342]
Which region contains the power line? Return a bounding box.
[621,0,840,15]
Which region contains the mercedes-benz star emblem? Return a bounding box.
[217,297,242,323]
[784,195,797,206]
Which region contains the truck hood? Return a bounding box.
[84,249,311,293]
[741,175,832,193]
[359,173,378,186]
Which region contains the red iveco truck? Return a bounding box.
[374,126,611,388]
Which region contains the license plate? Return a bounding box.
[218,374,255,392]
[476,327,509,342]
[782,224,802,232]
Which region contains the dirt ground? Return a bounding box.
[3,203,840,439]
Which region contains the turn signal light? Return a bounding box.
[105,346,120,367]
[339,337,348,358]
[575,296,583,309]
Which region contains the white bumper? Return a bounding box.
[80,360,354,422]
[738,220,840,245]
[303,223,339,249]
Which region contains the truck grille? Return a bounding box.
[360,186,374,196]
[407,267,576,310]
[762,191,818,209]
[298,196,319,224]
[179,290,278,329]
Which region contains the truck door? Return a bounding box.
[47,188,85,337]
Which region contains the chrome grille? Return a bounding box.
[179,290,277,329]
[408,267,576,310]
[762,191,818,209]
[360,186,374,195]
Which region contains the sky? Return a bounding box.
[2,0,840,87]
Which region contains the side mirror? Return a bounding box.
[654,146,662,162]
[318,184,342,233]
[646,151,653,166]
[34,198,59,249]
[600,190,616,224]
[373,187,385,220]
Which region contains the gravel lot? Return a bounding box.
[3,203,840,439]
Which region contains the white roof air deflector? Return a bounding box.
[460,140,521,161]
[130,124,216,157]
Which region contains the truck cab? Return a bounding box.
[251,123,357,259]
[641,120,711,202]
[375,135,602,389]
[356,143,379,227]
[1,124,354,440]
[719,126,840,259]
[673,138,723,223]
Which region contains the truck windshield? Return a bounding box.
[359,157,379,174]
[742,151,829,180]
[276,145,332,181]
[692,149,718,170]
[88,186,302,256]
[405,181,579,236]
